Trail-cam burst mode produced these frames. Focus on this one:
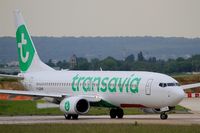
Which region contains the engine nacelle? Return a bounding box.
[59,96,90,115]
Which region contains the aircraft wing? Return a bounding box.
[77,94,102,102]
[0,89,63,98]
[0,74,24,80]
[181,83,200,90]
[0,89,102,102]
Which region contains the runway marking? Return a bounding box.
[1,114,200,125]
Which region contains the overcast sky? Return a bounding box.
[0,0,200,37]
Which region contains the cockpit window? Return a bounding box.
[159,83,167,87]
[167,83,175,86]
[159,82,180,87]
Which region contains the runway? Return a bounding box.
[1,114,200,125]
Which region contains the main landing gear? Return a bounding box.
[110,108,124,119]
[160,112,168,120]
[64,114,79,120]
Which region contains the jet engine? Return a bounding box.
[59,96,90,114]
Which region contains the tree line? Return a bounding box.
[46,52,200,74]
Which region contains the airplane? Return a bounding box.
[0,10,200,120]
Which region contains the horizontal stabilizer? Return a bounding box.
[0,74,24,80]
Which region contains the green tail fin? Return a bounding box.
[14,10,53,72]
[16,24,35,72]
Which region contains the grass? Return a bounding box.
[0,100,143,116]
[0,100,62,116]
[173,74,200,84]
[0,124,199,133]
[0,100,189,116]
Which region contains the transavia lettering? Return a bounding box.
[72,74,141,94]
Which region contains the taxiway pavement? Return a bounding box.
[0,114,200,125]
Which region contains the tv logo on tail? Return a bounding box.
[16,25,35,72]
[18,33,29,63]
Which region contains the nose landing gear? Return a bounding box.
[160,112,168,120]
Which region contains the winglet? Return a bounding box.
[14,9,25,28]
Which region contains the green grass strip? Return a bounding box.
[0,124,199,133]
[0,100,188,116]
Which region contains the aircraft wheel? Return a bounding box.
[116,108,124,119]
[72,114,79,120]
[64,114,72,120]
[160,113,168,120]
[110,109,117,118]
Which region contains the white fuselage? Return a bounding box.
[20,70,185,109]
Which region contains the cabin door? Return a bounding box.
[145,79,153,95]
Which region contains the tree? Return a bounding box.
[100,57,118,70]
[137,51,145,61]
[125,54,135,62]
[148,57,156,63]
[56,60,70,69]
[46,59,55,67]
[90,58,100,70]
[77,57,90,70]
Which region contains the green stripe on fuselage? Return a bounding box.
[90,100,117,108]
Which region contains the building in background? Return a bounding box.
[69,54,77,69]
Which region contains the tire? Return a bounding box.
[160,113,168,120]
[72,114,79,120]
[116,108,124,119]
[64,114,72,120]
[110,109,117,118]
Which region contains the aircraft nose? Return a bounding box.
[170,87,185,105]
